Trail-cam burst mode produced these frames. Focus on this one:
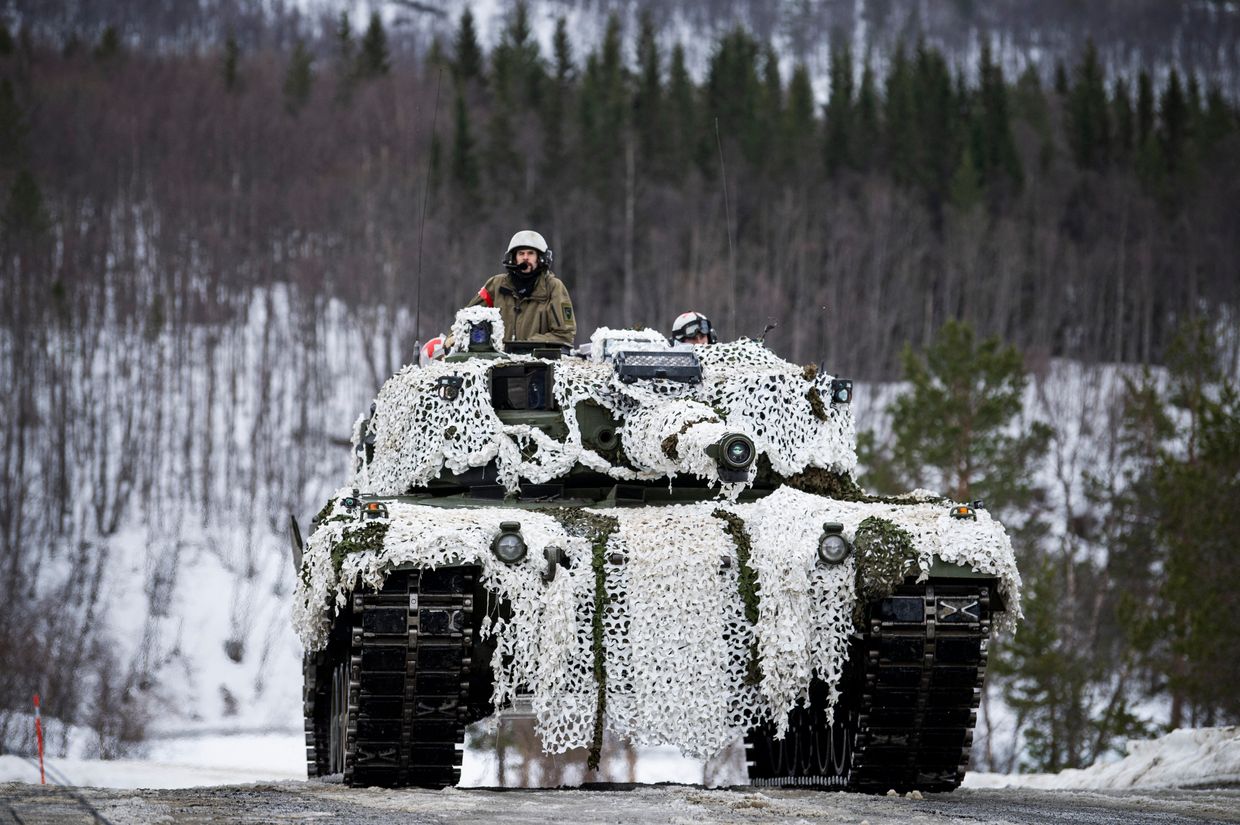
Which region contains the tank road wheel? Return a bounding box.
[745,661,860,789]
[328,661,350,774]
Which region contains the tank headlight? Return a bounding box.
[817,522,851,564]
[708,433,756,482]
[491,521,527,564]
[830,378,853,405]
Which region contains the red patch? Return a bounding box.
[479,287,494,307]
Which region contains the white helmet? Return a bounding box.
[671,311,716,344]
[506,230,549,255]
[503,229,553,275]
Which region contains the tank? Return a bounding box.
[291,306,1021,792]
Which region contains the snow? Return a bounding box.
[965,726,1240,791]
[3,727,1236,792]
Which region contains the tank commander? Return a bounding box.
[466,230,576,347]
[671,311,717,346]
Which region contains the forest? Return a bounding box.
[1,0,1238,775]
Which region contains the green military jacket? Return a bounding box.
[467,270,576,346]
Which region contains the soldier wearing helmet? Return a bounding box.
[466,230,576,347]
[671,311,717,346]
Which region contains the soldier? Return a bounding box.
[466,230,576,347]
[670,311,717,345]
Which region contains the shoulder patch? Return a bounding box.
[562,304,573,321]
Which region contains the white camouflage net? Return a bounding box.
[357,316,855,498]
[294,486,1021,759]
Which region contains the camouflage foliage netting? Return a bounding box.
[294,486,1021,758]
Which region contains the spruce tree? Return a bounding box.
[976,41,1022,190]
[450,90,480,202]
[784,62,816,175]
[222,31,241,92]
[0,23,13,56]
[706,27,762,167]
[1199,84,1234,155]
[283,39,313,116]
[756,44,782,174]
[823,41,854,176]
[1112,77,1134,160]
[357,12,391,79]
[1136,71,1155,147]
[3,168,49,238]
[948,145,982,213]
[667,43,698,177]
[1160,69,1188,175]
[0,78,28,168]
[94,24,120,62]
[633,11,664,173]
[453,7,484,85]
[335,12,356,103]
[884,44,917,186]
[541,18,574,185]
[853,59,880,171]
[1067,39,1111,170]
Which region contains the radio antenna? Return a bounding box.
[714,117,736,338]
[413,67,443,349]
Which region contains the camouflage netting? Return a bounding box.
[355,311,856,498]
[294,486,1022,759]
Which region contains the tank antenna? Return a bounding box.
[413,67,444,350]
[715,117,736,339]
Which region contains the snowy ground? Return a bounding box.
[1,727,1236,792]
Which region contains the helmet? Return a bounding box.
[503,230,554,271]
[419,334,446,366]
[671,311,716,344]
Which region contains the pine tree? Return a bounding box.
[357,12,391,79]
[453,7,484,85]
[887,319,1052,511]
[0,23,13,56]
[823,40,854,176]
[222,31,241,92]
[283,39,314,116]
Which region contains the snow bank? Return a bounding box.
[965,726,1240,790]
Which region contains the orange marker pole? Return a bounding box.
[33,693,45,785]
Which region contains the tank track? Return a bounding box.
[746,581,991,793]
[305,566,476,788]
